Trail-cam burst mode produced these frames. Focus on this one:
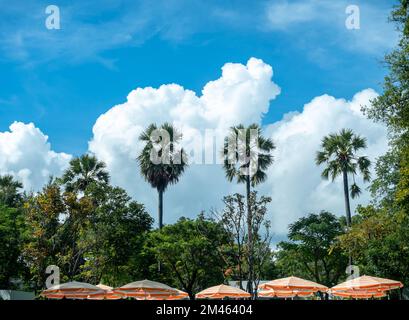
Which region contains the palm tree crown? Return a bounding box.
[137,123,188,229]
[61,154,110,192]
[222,123,275,187]
[0,174,23,206]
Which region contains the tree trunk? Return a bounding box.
[342,169,352,227]
[342,169,353,268]
[246,175,254,297]
[158,189,163,229]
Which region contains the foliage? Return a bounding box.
[0,205,26,288]
[214,192,274,292]
[144,215,229,299]
[275,211,348,287]
[79,184,153,286]
[60,154,110,193]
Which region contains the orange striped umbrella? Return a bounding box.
[113,279,179,299]
[331,290,387,299]
[87,284,122,300]
[195,284,250,299]
[258,276,328,293]
[258,288,314,298]
[142,289,189,300]
[331,275,403,292]
[41,281,105,299]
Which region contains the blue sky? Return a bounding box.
[0,0,396,155]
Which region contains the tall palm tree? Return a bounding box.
[222,123,275,296]
[316,129,371,228]
[61,154,110,193]
[138,123,188,229]
[0,174,23,207]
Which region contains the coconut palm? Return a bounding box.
[61,154,110,192]
[0,174,23,207]
[138,123,188,229]
[316,129,371,228]
[222,123,275,296]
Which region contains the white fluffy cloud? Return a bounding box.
[0,122,71,191]
[89,57,388,236]
[262,89,388,234]
[89,58,280,220]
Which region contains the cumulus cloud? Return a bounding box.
[89,57,388,237]
[262,88,388,234]
[0,122,71,191]
[89,58,280,222]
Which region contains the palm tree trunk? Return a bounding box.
[342,169,352,227]
[158,189,163,229]
[342,169,353,268]
[246,175,254,297]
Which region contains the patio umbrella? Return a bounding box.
[143,289,189,300]
[40,281,105,299]
[331,275,403,293]
[87,284,122,300]
[113,279,179,299]
[331,290,387,299]
[258,288,314,298]
[258,276,328,294]
[195,284,250,299]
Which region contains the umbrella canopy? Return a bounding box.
[258,276,328,293]
[258,288,314,298]
[195,284,250,299]
[331,275,403,292]
[41,281,105,299]
[113,279,179,299]
[142,289,189,300]
[331,290,387,299]
[87,284,122,300]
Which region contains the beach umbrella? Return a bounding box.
[331,275,403,293]
[331,289,387,299]
[143,289,189,300]
[87,284,122,300]
[113,279,179,299]
[163,289,189,300]
[258,276,328,294]
[40,281,105,299]
[195,284,250,299]
[258,288,314,298]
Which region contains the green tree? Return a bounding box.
[60,154,110,193]
[337,205,409,287]
[22,182,64,291]
[275,211,348,287]
[0,205,25,288]
[362,0,409,206]
[316,129,371,227]
[222,123,275,295]
[79,184,153,286]
[215,192,273,293]
[138,123,188,229]
[145,215,229,299]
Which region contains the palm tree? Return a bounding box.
[222,123,275,296]
[0,174,23,207]
[61,154,110,192]
[316,128,371,228]
[137,123,188,229]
